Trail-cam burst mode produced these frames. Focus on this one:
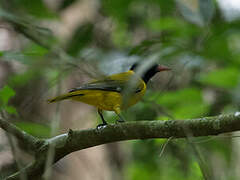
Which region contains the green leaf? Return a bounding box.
[0,85,16,105]
[22,43,49,57]
[13,0,57,19]
[152,0,175,15]
[198,68,239,89]
[0,44,49,64]
[146,17,185,31]
[14,121,51,138]
[5,106,18,116]
[189,161,203,178]
[102,0,132,21]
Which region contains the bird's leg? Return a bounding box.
[116,114,125,123]
[114,107,125,123]
[97,109,107,129]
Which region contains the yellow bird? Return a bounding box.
[48,63,170,128]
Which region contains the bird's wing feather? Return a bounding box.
[69,79,125,93]
[69,71,142,93]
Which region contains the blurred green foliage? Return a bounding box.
[198,67,239,89]
[0,85,17,115]
[0,0,240,179]
[9,0,57,18]
[13,121,51,138]
[66,23,94,56]
[156,88,209,119]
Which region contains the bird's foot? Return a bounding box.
[117,119,125,123]
[96,123,107,130]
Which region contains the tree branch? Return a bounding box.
[0,117,44,152]
[4,113,240,179]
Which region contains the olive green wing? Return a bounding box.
[69,71,142,93]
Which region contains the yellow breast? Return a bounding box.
[72,81,146,111]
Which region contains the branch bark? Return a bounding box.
[0,117,44,152]
[2,113,240,180]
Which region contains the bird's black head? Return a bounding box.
[130,63,171,83]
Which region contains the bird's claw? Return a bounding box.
[117,119,125,123]
[96,123,107,130]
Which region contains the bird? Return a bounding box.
[48,62,171,128]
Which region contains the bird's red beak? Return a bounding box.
[157,65,171,72]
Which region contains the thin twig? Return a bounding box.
[159,136,173,158]
[43,77,62,180]
[6,134,27,180]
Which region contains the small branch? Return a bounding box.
[5,113,240,180]
[6,134,27,180]
[0,117,43,152]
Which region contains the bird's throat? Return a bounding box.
[142,71,157,84]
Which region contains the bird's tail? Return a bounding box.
[47,92,84,103]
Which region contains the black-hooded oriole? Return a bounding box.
[48,63,170,127]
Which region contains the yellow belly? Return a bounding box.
[71,89,146,111]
